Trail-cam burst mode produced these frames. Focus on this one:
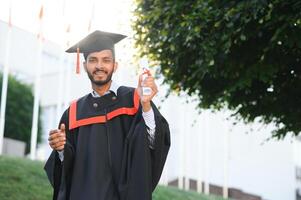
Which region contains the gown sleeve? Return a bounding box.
[149,102,170,189]
[44,109,76,200]
[119,102,171,200]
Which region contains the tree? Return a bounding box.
[133,0,301,138]
[0,73,42,153]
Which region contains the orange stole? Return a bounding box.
[69,89,140,130]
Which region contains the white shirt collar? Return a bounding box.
[91,81,120,98]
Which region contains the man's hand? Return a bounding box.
[137,73,158,112]
[48,124,66,151]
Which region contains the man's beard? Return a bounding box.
[87,68,113,86]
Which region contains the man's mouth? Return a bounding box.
[93,70,107,75]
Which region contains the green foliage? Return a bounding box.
[0,156,228,200]
[0,74,42,153]
[133,0,301,138]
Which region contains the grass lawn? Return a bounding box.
[153,186,228,200]
[0,156,227,200]
[0,156,52,200]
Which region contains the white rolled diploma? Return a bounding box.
[139,58,152,96]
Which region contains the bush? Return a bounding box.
[0,73,42,153]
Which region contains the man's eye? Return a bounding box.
[103,59,113,63]
[88,58,97,62]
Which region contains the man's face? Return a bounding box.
[84,50,118,86]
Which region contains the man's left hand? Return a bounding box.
[137,73,158,112]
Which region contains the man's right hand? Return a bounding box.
[48,124,66,151]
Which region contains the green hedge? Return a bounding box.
[0,73,42,153]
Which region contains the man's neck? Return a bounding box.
[92,81,112,96]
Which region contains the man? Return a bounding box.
[44,30,170,200]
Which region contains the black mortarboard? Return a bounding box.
[66,30,126,73]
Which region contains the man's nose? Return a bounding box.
[95,61,103,69]
[96,60,105,68]
[95,63,101,69]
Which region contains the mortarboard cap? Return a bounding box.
[66,30,126,73]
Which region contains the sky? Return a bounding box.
[0,0,134,47]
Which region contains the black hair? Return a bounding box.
[84,49,115,60]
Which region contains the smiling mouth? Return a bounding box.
[93,70,107,75]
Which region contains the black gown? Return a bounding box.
[44,86,170,200]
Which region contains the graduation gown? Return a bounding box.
[44,86,170,200]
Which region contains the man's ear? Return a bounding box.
[83,61,87,72]
[113,62,118,73]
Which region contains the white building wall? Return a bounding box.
[156,92,297,200]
